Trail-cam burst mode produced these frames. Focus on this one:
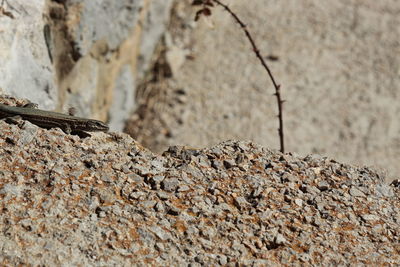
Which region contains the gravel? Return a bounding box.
[0,119,399,266]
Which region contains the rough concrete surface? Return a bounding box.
[127,0,400,181]
[0,98,399,265]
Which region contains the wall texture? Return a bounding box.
[0,0,173,130]
[127,0,400,180]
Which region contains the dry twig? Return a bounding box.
[193,0,285,152]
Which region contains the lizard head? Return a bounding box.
[86,120,109,132]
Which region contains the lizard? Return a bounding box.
[0,102,109,135]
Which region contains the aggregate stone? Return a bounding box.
[317,180,330,191]
[211,159,223,170]
[177,185,190,192]
[360,214,380,222]
[274,233,287,245]
[375,183,394,197]
[141,200,156,209]
[161,177,180,192]
[294,198,303,207]
[349,186,366,197]
[223,159,236,169]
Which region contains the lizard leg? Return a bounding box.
[2,115,25,127]
[22,102,39,109]
[71,130,91,138]
[61,123,72,134]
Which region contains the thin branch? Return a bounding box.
[211,0,285,153]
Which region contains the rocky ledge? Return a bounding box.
[0,119,399,266]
